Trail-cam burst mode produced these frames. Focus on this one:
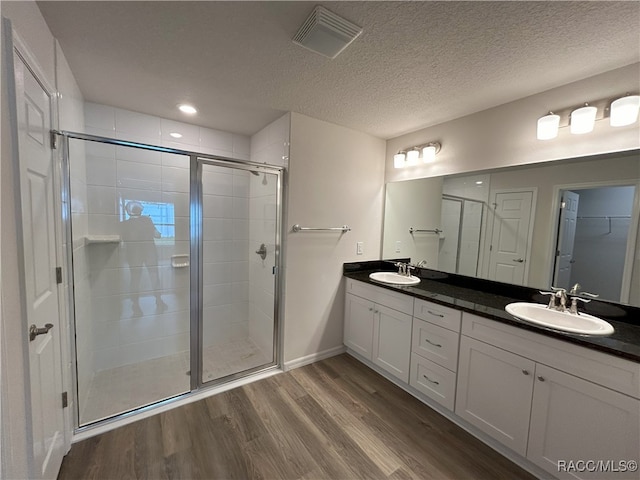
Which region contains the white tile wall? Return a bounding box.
[248,113,290,359]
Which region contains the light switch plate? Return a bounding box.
[395,241,401,253]
[356,242,364,255]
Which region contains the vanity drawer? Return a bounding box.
[413,298,462,332]
[410,353,456,411]
[412,319,460,372]
[346,279,414,315]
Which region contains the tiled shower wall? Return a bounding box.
[80,103,251,371]
[248,113,290,356]
[69,140,93,407]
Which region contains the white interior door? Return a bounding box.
[488,190,534,285]
[553,191,579,289]
[14,51,66,480]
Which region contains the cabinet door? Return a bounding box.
[372,304,412,383]
[528,364,640,480]
[456,336,535,456]
[344,293,374,360]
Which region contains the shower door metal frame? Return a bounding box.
[192,157,284,389]
[54,130,285,431]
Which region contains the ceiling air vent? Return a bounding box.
[292,6,363,59]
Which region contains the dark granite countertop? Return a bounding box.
[343,261,640,363]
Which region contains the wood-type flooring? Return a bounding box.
[58,354,536,480]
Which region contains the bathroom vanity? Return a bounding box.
[343,261,640,480]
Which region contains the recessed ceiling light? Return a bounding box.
[169,132,183,138]
[178,104,197,114]
[475,181,484,185]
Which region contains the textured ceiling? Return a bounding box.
[37,1,640,139]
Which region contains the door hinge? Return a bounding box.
[50,131,58,150]
[62,391,68,408]
[56,266,63,284]
[272,266,278,275]
[560,201,566,209]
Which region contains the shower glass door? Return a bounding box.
[198,160,280,384]
[68,137,191,426]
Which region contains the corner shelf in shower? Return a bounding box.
[84,235,121,245]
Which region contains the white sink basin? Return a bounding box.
[369,271,421,286]
[505,302,614,336]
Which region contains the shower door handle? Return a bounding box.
[29,323,54,342]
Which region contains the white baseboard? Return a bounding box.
[283,344,347,371]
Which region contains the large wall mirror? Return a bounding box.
[382,150,640,306]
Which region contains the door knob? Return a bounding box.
[29,323,53,342]
[512,258,524,263]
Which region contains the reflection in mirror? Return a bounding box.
[382,151,640,306]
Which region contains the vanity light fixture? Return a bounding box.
[393,142,441,168]
[178,104,197,115]
[537,92,639,141]
[536,112,560,140]
[393,151,407,168]
[610,94,640,127]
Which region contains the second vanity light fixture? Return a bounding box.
[394,142,441,168]
[537,93,640,140]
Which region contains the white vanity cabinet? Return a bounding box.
[344,279,413,382]
[458,312,640,479]
[344,276,640,479]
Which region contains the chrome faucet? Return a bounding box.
[540,284,599,315]
[395,262,408,276]
[539,287,568,312]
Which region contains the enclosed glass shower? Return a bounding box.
[63,133,282,427]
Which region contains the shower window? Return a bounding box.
[119,197,176,242]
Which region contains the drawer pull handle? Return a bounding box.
[537,376,545,382]
[522,369,529,375]
[426,310,444,318]
[423,375,440,385]
[424,338,442,348]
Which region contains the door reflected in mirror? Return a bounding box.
[381,150,640,306]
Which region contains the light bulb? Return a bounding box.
[570,105,597,134]
[406,149,420,166]
[610,95,640,127]
[537,113,560,140]
[422,145,436,163]
[178,104,197,114]
[393,152,406,169]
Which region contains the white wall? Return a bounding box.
[386,63,640,183]
[284,112,385,366]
